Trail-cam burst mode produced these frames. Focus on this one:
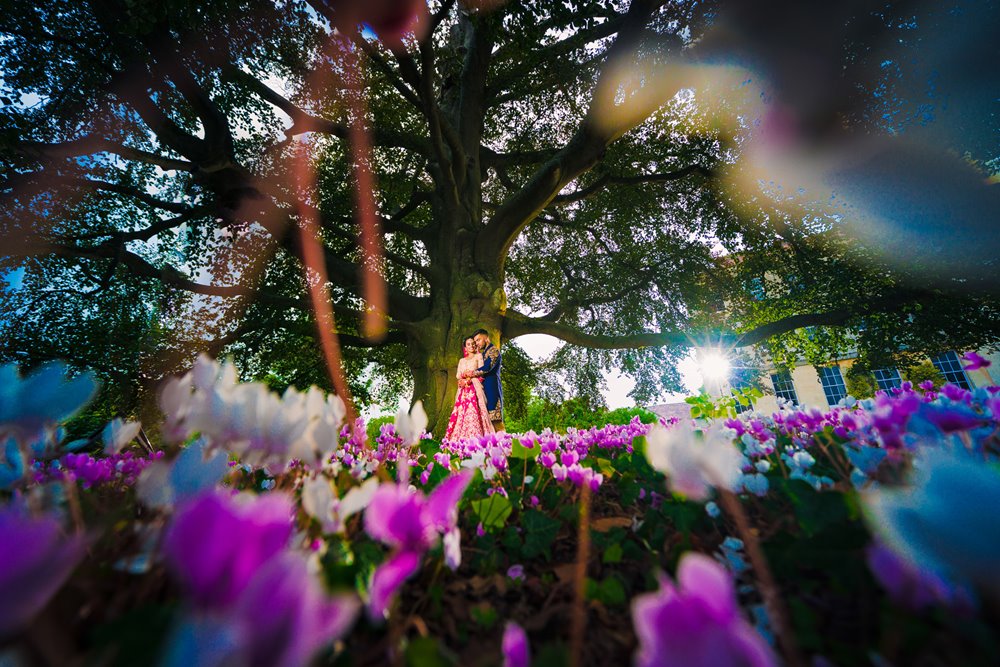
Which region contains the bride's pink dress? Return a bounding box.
[444,353,495,441]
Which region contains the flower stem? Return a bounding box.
[718,489,805,667]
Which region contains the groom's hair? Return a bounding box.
[472,328,489,338]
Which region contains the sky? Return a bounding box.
[515,333,702,408]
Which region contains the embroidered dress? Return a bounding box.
[444,353,495,441]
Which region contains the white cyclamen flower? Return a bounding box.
[645,423,742,501]
[103,418,142,455]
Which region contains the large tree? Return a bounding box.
[3,0,999,430]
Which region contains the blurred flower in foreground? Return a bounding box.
[161,490,358,666]
[317,0,430,51]
[864,449,1000,596]
[394,400,429,448]
[102,418,141,455]
[364,470,473,618]
[301,475,379,533]
[163,491,294,609]
[163,551,359,667]
[631,552,777,667]
[1,437,25,490]
[158,355,346,470]
[0,505,85,639]
[137,439,230,511]
[502,621,530,667]
[866,542,975,613]
[645,424,742,501]
[962,351,992,371]
[0,361,96,444]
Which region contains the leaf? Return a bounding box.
[405,636,457,667]
[470,495,512,530]
[509,439,536,460]
[598,576,627,606]
[521,509,561,559]
[602,542,623,564]
[470,602,498,628]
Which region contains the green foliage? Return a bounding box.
[684,387,763,420]
[520,509,562,560]
[499,342,537,427]
[585,575,628,606]
[509,397,658,433]
[470,495,512,531]
[844,365,876,399]
[366,415,395,444]
[404,637,457,667]
[904,361,946,389]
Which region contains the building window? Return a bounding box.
[931,351,972,390]
[817,366,848,406]
[770,371,798,405]
[732,382,755,415]
[872,367,902,392]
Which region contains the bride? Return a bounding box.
[444,336,495,441]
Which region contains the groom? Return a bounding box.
[466,328,504,432]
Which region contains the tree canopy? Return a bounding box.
[3,0,999,430]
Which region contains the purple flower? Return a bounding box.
[502,621,530,667]
[363,471,473,619]
[506,564,525,582]
[631,552,777,667]
[962,351,992,371]
[164,553,358,667]
[866,542,974,613]
[163,491,293,610]
[0,506,85,639]
[916,402,985,434]
[368,550,422,620]
[364,483,435,551]
[233,553,359,667]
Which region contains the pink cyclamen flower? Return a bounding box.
[364,470,473,619]
[502,621,530,667]
[0,507,85,639]
[631,552,777,667]
[163,491,293,610]
[962,351,991,371]
[506,564,525,582]
[231,553,359,667]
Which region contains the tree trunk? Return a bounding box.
[408,257,507,435]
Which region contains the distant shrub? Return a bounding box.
[508,397,657,433]
[905,362,946,389]
[845,365,876,399]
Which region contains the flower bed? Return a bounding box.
[2,355,999,666]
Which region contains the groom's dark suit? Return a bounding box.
[473,342,503,424]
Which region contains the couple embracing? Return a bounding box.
[444,328,504,441]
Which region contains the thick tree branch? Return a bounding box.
[69,208,208,242]
[475,0,665,275]
[551,164,714,205]
[505,288,936,351]
[10,239,308,311]
[503,310,689,349]
[14,137,194,172]
[346,33,423,109]
[320,213,433,280]
[2,172,194,214]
